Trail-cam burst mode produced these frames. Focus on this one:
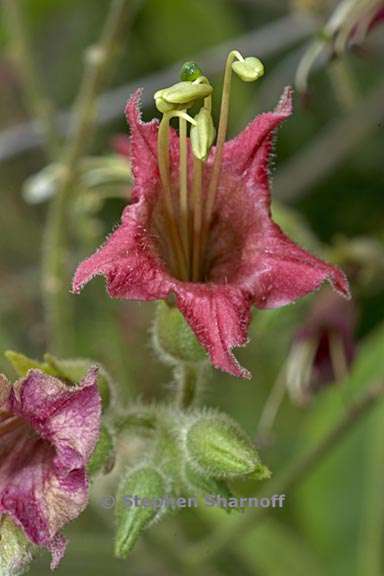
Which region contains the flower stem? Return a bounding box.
[184,380,384,564]
[175,364,203,409]
[42,0,133,354]
[3,0,60,158]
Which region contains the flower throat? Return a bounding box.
[154,52,264,282]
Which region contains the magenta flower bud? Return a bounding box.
[0,368,101,569]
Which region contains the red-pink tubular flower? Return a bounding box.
[0,369,101,569]
[73,87,350,378]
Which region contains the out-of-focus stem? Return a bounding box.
[3,0,60,158]
[42,0,132,354]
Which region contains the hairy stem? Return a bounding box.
[175,364,203,409]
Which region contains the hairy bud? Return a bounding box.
[185,413,270,480]
[115,467,168,558]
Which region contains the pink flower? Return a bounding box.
[73,87,349,378]
[0,368,101,569]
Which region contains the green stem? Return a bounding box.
[3,0,60,158]
[175,363,203,409]
[42,0,132,354]
[184,381,384,565]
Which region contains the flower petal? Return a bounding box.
[124,90,159,197]
[238,222,350,308]
[221,86,293,177]
[0,369,101,565]
[174,284,252,378]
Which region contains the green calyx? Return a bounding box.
[152,301,207,366]
[232,56,264,82]
[115,467,168,558]
[185,412,271,480]
[0,517,36,576]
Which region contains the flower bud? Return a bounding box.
[232,57,264,82]
[190,107,216,161]
[186,413,271,480]
[152,301,207,365]
[115,467,168,558]
[0,517,35,576]
[87,424,115,477]
[154,81,213,111]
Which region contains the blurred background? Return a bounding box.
[1,0,384,574]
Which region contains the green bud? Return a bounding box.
[0,517,36,576]
[190,107,216,161]
[87,424,115,477]
[186,413,271,480]
[154,81,212,109]
[232,57,264,82]
[180,61,203,82]
[115,467,167,558]
[152,301,206,365]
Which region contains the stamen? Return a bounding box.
[200,51,264,275]
[157,113,189,280]
[204,50,243,227]
[179,111,190,271]
[192,155,203,281]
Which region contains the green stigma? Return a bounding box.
[180,61,203,82]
